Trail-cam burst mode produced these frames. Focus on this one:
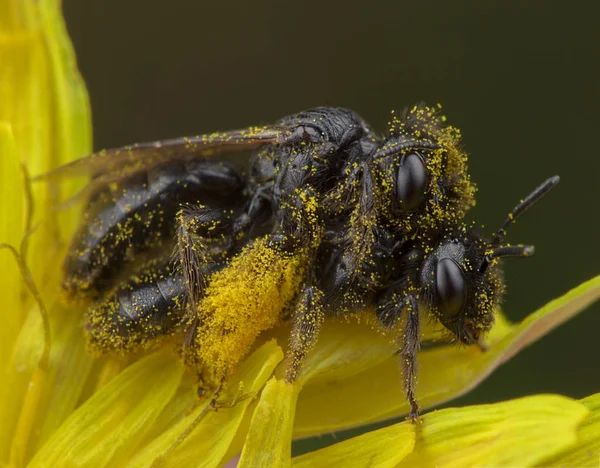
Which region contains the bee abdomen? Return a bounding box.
[84,259,188,352]
[63,162,244,296]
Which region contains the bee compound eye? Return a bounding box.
[396,152,428,210]
[436,258,466,318]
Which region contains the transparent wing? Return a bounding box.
[33,126,287,207]
[34,126,285,182]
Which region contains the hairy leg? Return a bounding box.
[176,204,233,309]
[377,292,422,421]
[269,185,323,253]
[285,284,325,382]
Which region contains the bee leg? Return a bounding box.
[323,162,363,215]
[284,284,325,383]
[400,295,421,421]
[232,182,273,241]
[209,384,257,410]
[182,315,203,367]
[209,380,226,410]
[338,124,366,151]
[176,204,233,308]
[344,163,378,283]
[270,186,323,253]
[377,293,422,421]
[196,372,210,398]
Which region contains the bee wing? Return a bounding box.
[34,126,287,208]
[34,126,285,182]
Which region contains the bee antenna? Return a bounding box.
[491,175,560,246]
[479,245,535,273]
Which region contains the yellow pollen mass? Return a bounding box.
[192,237,308,392]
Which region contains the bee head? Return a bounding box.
[422,176,560,344]
[372,104,476,232]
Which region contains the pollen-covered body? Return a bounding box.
[51,104,558,420]
[320,105,476,315]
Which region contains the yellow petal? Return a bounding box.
[1,301,90,464]
[292,420,415,468]
[29,350,184,468]
[544,393,600,467]
[0,123,24,373]
[0,0,91,285]
[32,303,95,452]
[37,0,92,168]
[238,378,301,468]
[0,10,50,173]
[0,308,45,463]
[36,0,92,240]
[128,340,284,468]
[0,2,91,462]
[0,13,50,283]
[400,395,588,468]
[293,275,600,437]
[294,394,587,468]
[133,371,199,446]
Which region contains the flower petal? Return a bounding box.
[0,308,45,464]
[292,420,415,468]
[0,123,24,372]
[399,395,588,468]
[37,0,92,168]
[293,275,600,437]
[28,350,184,468]
[238,378,301,468]
[544,393,600,467]
[32,303,95,452]
[1,301,95,464]
[128,340,284,468]
[293,394,587,468]
[36,0,92,240]
[0,0,91,285]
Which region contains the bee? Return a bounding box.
[38,105,559,419]
[42,107,381,396]
[320,105,476,313]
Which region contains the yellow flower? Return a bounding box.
[2,2,600,468]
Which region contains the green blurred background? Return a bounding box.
[63,0,599,450]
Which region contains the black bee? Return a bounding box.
[319,105,476,314]
[38,106,558,420]
[41,107,382,394]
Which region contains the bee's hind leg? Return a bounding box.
[284,283,325,383]
[175,204,234,307]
